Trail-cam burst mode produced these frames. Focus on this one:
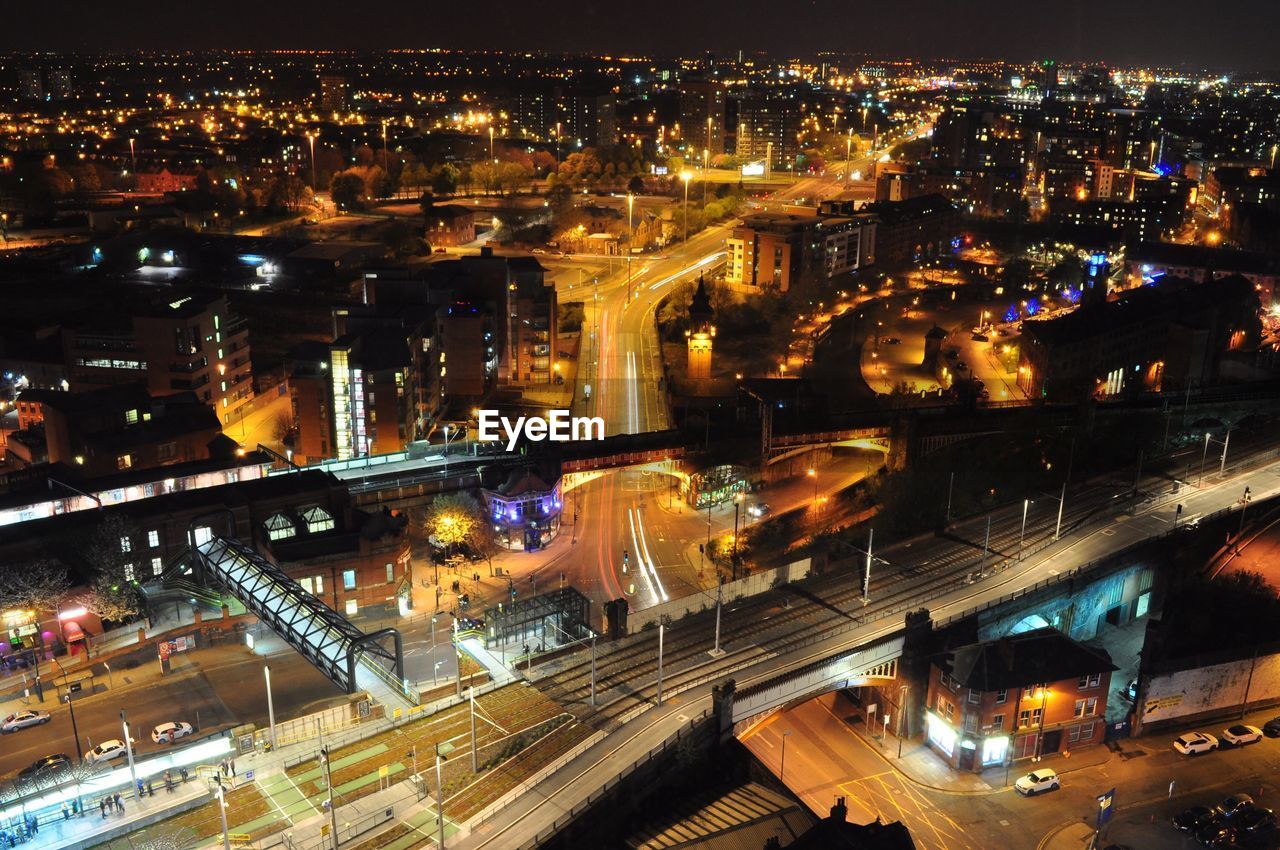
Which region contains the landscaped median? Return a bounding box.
[99,682,590,849]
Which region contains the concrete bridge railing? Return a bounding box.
[731,634,905,724]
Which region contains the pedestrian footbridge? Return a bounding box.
[158,516,415,711]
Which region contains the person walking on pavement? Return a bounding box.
[99,799,107,819]
[231,759,236,777]
[61,803,69,820]
[114,792,123,815]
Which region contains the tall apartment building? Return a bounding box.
[62,294,253,427]
[734,93,800,170]
[510,89,617,148]
[319,75,349,112]
[678,78,727,157]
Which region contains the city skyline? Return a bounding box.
[4,0,1280,76]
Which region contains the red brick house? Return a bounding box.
[925,628,1116,772]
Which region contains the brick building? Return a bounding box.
[858,194,960,268]
[925,628,1116,772]
[425,205,476,248]
[15,382,226,477]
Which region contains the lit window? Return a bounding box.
[342,569,356,591]
[151,557,163,576]
[120,536,133,553]
[148,530,160,548]
[124,562,136,582]
[117,454,133,470]
[345,599,358,616]
[386,563,395,583]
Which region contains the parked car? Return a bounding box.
[1014,768,1060,796]
[457,617,485,633]
[1174,732,1219,755]
[883,337,902,345]
[1262,716,1280,737]
[18,754,72,780]
[1195,823,1239,847]
[1174,806,1221,833]
[85,738,133,765]
[151,721,194,744]
[1,710,50,733]
[1218,794,1256,818]
[1222,725,1263,747]
[1236,806,1275,835]
[748,503,772,519]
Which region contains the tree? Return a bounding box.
[627,175,645,195]
[422,493,484,552]
[0,559,70,614]
[330,171,366,210]
[74,514,145,624]
[430,164,460,196]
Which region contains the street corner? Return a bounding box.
[1037,820,1097,850]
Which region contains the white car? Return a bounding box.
[1014,768,1060,796]
[1173,732,1219,755]
[85,738,133,765]
[151,721,194,744]
[1222,724,1264,747]
[1,711,50,733]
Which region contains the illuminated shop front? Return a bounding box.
[688,464,750,509]
[926,710,1010,771]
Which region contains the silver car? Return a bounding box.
[1,711,50,733]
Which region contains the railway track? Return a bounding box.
[531,430,1280,727]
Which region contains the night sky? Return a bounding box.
[6,0,1280,75]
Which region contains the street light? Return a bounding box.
[215,781,233,850]
[435,741,456,849]
[807,467,818,511]
[306,132,317,196]
[265,665,278,751]
[680,170,692,244]
[121,709,139,800]
[488,124,495,165]
[626,192,635,302]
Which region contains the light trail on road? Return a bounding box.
[627,506,669,605]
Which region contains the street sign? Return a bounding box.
[244,770,255,782]
[1096,788,1116,828]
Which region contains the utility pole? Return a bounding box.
[709,577,725,656]
[980,514,992,573]
[656,621,666,706]
[862,528,874,604]
[322,747,340,850]
[1018,499,1030,560]
[945,471,955,525]
[470,686,478,773]
[590,634,597,706]
[1055,481,1066,540]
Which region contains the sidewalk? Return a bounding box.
[847,717,1117,796]
[45,777,210,850]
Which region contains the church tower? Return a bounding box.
[686,273,715,380]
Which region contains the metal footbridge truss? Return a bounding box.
[190,533,410,704]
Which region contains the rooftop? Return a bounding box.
[942,627,1117,691]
